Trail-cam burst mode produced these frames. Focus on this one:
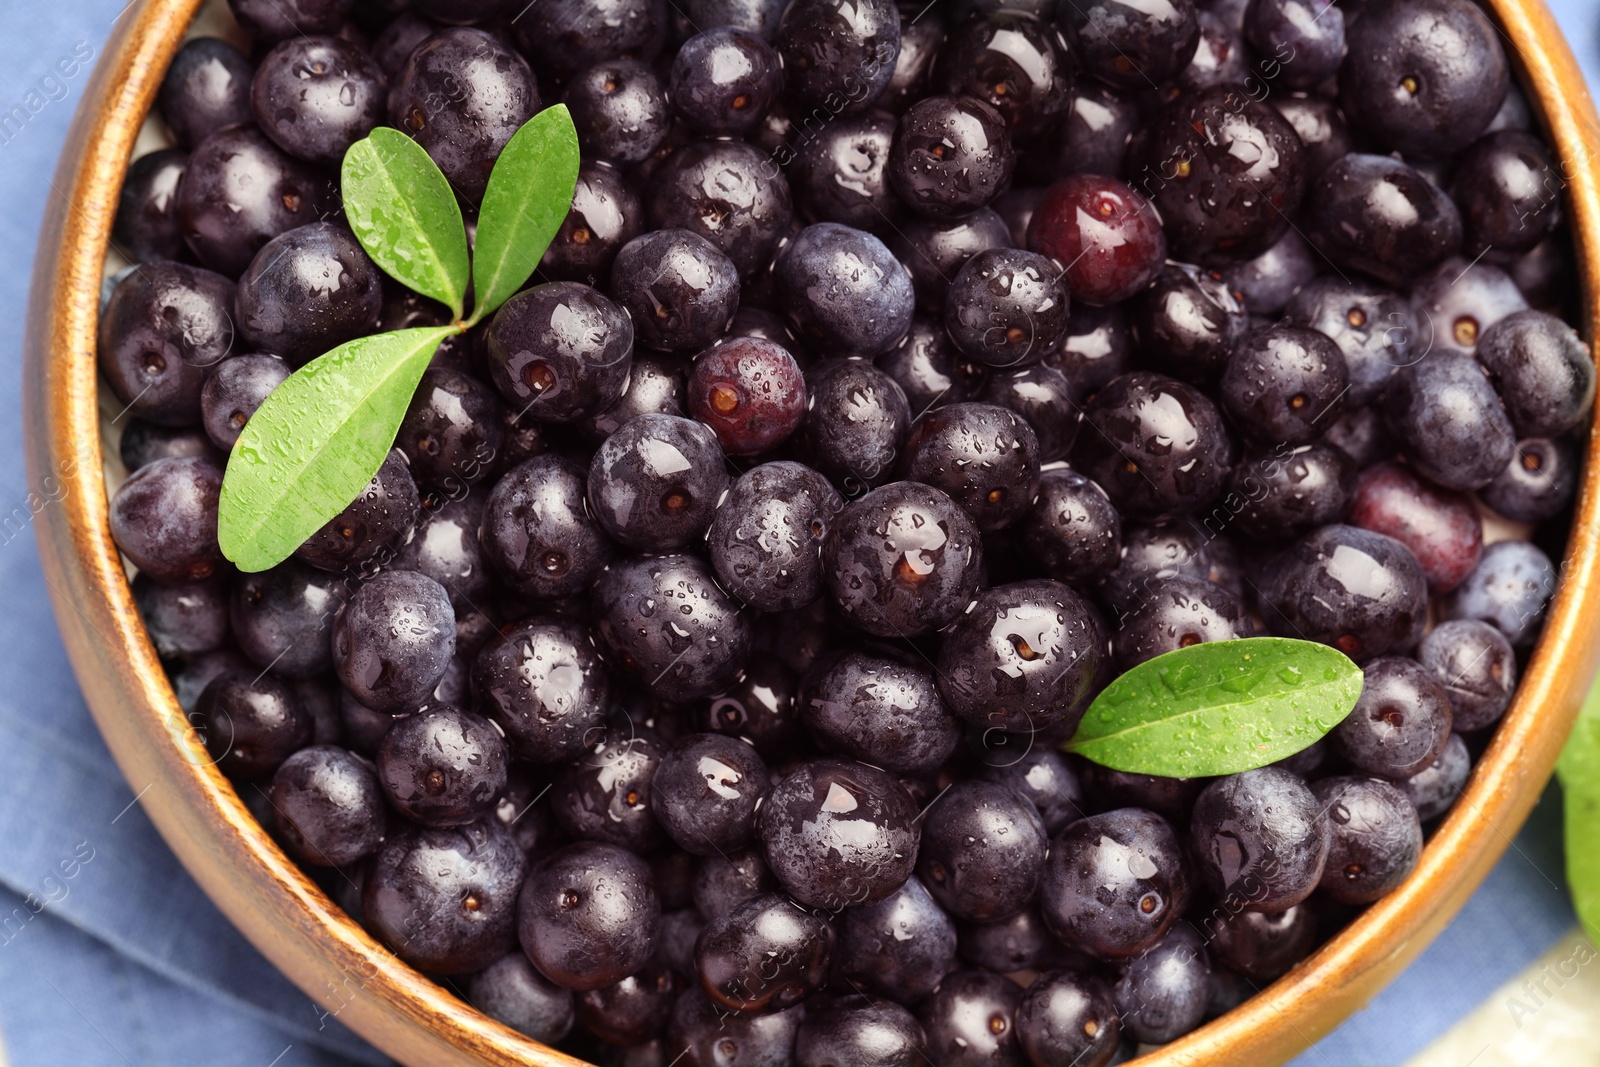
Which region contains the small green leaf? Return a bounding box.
[1063,637,1364,778]
[469,104,580,326]
[1558,680,1600,946]
[342,128,470,319]
[218,326,455,572]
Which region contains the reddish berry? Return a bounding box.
[1348,462,1482,594]
[688,336,808,456]
[1027,174,1167,307]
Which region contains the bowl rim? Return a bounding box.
[23,1,1600,1064]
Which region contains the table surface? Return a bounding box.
[0,3,1597,1066]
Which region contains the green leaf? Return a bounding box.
[341,128,470,320]
[1063,637,1364,778]
[1558,680,1600,946]
[218,326,455,572]
[469,104,580,326]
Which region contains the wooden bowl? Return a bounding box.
[23,1,1600,1063]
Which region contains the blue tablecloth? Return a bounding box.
[1,3,1595,1066]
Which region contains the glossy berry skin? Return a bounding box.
[587,414,727,552]
[133,574,227,659]
[1452,130,1561,257]
[823,481,983,638]
[541,163,644,288]
[1476,310,1596,438]
[1210,904,1317,982]
[799,647,960,776]
[1244,0,1345,89]
[1099,520,1219,614]
[270,745,387,867]
[1190,768,1329,912]
[835,875,958,1005]
[776,223,915,360]
[1303,155,1463,288]
[796,997,926,1067]
[228,0,349,42]
[902,402,1040,532]
[158,37,254,148]
[934,11,1073,135]
[1224,231,1320,319]
[1325,405,1396,469]
[387,28,537,202]
[1016,969,1122,1067]
[889,95,1014,220]
[119,422,221,472]
[610,229,741,355]
[1444,540,1557,648]
[1143,90,1305,265]
[480,455,613,600]
[758,757,919,911]
[564,59,671,167]
[1312,776,1424,904]
[397,368,503,493]
[651,732,771,856]
[1284,277,1416,406]
[295,450,420,574]
[708,461,844,613]
[250,36,384,167]
[800,360,913,495]
[195,670,311,779]
[668,991,803,1067]
[1225,443,1355,542]
[581,354,687,445]
[1219,325,1349,446]
[938,579,1108,736]
[1072,372,1235,522]
[365,818,526,975]
[109,456,225,583]
[943,248,1069,369]
[1384,352,1516,492]
[1272,93,1353,181]
[177,126,339,277]
[876,317,986,415]
[470,953,577,1045]
[1028,175,1166,306]
[1113,924,1211,1045]
[647,140,793,276]
[694,850,775,921]
[1259,525,1428,660]
[99,261,233,426]
[892,209,1013,313]
[957,906,1063,974]
[1336,655,1455,781]
[519,841,660,991]
[114,149,188,262]
[1054,82,1138,180]
[378,704,507,826]
[1398,732,1472,820]
[1339,0,1507,158]
[699,657,801,757]
[670,28,782,136]
[392,494,492,611]
[1411,257,1528,362]
[1348,462,1482,595]
[1060,0,1199,89]
[230,560,345,679]
[1483,437,1580,523]
[919,970,1023,1067]
[1042,808,1190,960]
[978,364,1077,463]
[574,963,679,1046]
[472,617,609,762]
[917,781,1048,923]
[695,893,835,1012]
[688,336,806,455]
[514,0,668,79]
[201,354,289,450]
[1129,264,1243,387]
[774,0,901,113]
[552,729,664,853]
[790,111,903,232]
[485,282,634,424]
[334,572,455,714]
[236,222,384,366]
[976,748,1085,836]
[592,554,752,702]
[1113,575,1249,671]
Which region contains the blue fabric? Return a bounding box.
[1,3,1596,1066]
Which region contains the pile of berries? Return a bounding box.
[104,0,1589,1063]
